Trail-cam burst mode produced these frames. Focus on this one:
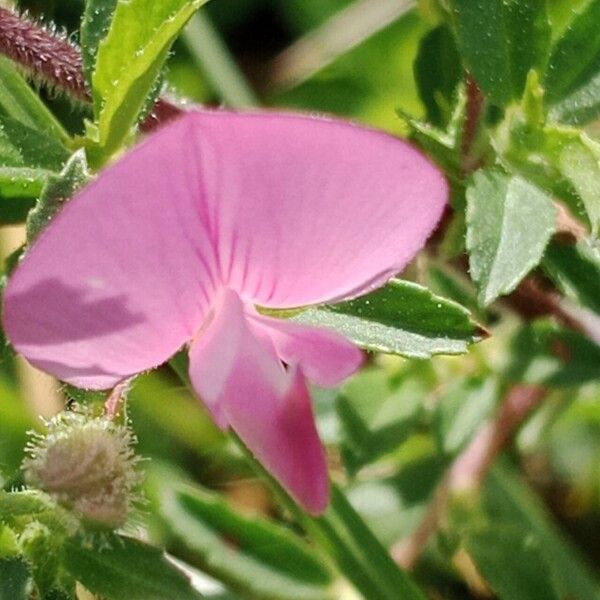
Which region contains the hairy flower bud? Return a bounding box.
[23,412,142,528]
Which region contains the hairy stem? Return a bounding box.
[0,7,88,100]
[0,7,182,130]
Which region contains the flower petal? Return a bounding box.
[189,289,329,513]
[250,314,363,387]
[2,118,219,388]
[183,110,448,307]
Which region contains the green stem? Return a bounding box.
[182,12,259,108]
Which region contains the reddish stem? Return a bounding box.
[0,7,89,100]
[461,73,486,176]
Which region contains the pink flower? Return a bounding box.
[2,111,447,513]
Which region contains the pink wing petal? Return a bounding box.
[250,314,363,387]
[183,110,448,308]
[189,289,329,514]
[2,118,220,388]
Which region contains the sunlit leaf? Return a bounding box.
[90,0,208,162]
[293,280,485,357]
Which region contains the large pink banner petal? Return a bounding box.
[3,118,219,388]
[183,110,448,308]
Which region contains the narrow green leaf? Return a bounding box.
[153,474,334,600]
[0,56,68,141]
[0,117,70,173]
[449,0,551,106]
[0,558,33,600]
[543,241,600,314]
[63,534,204,600]
[292,279,485,358]
[414,25,462,127]
[466,170,556,306]
[80,0,119,83]
[558,134,600,238]
[545,0,600,104]
[486,465,600,599]
[323,485,427,600]
[549,70,600,125]
[182,12,259,108]
[506,320,600,387]
[0,167,53,202]
[465,526,562,600]
[90,0,208,162]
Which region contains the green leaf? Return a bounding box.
[434,376,498,456]
[543,241,600,314]
[549,70,600,125]
[152,474,334,600]
[63,534,204,600]
[0,114,71,224]
[80,0,119,84]
[495,77,600,235]
[413,25,462,127]
[0,168,50,200]
[558,134,600,238]
[90,0,208,162]
[292,279,485,358]
[337,365,429,474]
[0,558,33,600]
[427,265,491,323]
[485,465,600,599]
[0,116,70,172]
[465,525,562,600]
[449,0,551,106]
[466,170,556,306]
[0,57,68,141]
[506,320,600,387]
[398,84,467,180]
[182,12,259,108]
[545,0,600,104]
[321,486,427,600]
[26,150,89,243]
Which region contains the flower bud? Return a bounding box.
[23,412,141,528]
